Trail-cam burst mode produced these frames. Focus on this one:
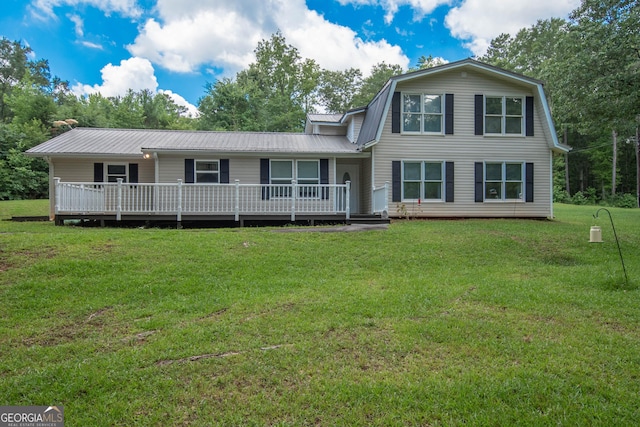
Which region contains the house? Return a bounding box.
[26,59,570,226]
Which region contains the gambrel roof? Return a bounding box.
[355,58,570,153]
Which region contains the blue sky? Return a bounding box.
[1,0,580,115]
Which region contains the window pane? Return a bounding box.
[197,173,218,183]
[108,165,126,175]
[506,97,522,115]
[486,163,502,181]
[485,182,502,199]
[506,163,522,181]
[424,182,442,199]
[297,161,318,179]
[423,95,441,114]
[423,115,442,133]
[485,116,502,133]
[505,117,522,134]
[404,162,421,181]
[506,182,522,199]
[403,114,421,132]
[403,94,421,112]
[271,161,292,179]
[424,162,442,181]
[404,182,420,199]
[486,97,503,115]
[107,176,126,183]
[196,161,218,172]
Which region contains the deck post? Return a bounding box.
[291,180,297,222]
[384,181,390,214]
[54,178,61,215]
[345,180,351,220]
[235,179,240,222]
[177,179,183,225]
[116,178,123,221]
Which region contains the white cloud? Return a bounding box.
[30,0,142,19]
[81,41,104,50]
[67,14,84,37]
[444,0,581,56]
[159,90,200,117]
[337,0,451,24]
[72,57,198,116]
[72,57,158,97]
[126,0,410,77]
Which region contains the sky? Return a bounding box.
[1,0,581,116]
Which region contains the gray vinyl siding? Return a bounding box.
[372,68,553,218]
[51,157,154,183]
[158,155,336,184]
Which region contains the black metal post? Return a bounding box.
[593,208,629,286]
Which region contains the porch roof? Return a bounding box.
[26,127,361,157]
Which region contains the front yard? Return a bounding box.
[1,202,639,425]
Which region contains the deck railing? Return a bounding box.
[372,182,389,216]
[54,178,350,221]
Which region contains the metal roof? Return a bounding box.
[26,128,361,157]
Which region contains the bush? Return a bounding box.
[553,186,571,203]
[603,193,638,209]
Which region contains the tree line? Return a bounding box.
[1,0,637,205]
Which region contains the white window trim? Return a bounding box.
[269,159,321,199]
[483,161,525,202]
[194,159,220,184]
[401,93,444,135]
[484,95,524,136]
[401,160,445,202]
[106,163,128,183]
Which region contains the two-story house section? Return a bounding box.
[349,59,570,218]
[28,59,569,226]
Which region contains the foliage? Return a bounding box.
[1,203,639,425]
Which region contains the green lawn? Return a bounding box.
[1,201,639,426]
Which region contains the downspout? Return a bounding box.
[550,152,554,219]
[46,157,55,220]
[371,147,376,214]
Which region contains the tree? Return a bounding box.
[317,68,363,113]
[351,62,403,108]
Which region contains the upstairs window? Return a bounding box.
[402,93,443,134]
[485,96,523,135]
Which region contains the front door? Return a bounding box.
[336,163,359,214]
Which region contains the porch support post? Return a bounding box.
[116,178,123,221]
[291,180,297,222]
[384,181,390,214]
[54,177,61,215]
[345,180,351,220]
[234,179,240,222]
[177,179,183,226]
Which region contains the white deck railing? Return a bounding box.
[372,182,389,216]
[54,178,350,221]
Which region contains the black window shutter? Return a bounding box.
[260,158,270,200]
[445,94,454,135]
[94,163,104,183]
[391,92,401,134]
[445,162,454,202]
[525,163,534,202]
[474,162,484,202]
[220,159,230,183]
[525,96,534,136]
[392,161,401,202]
[474,95,484,136]
[320,159,329,200]
[129,163,138,183]
[184,159,195,183]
